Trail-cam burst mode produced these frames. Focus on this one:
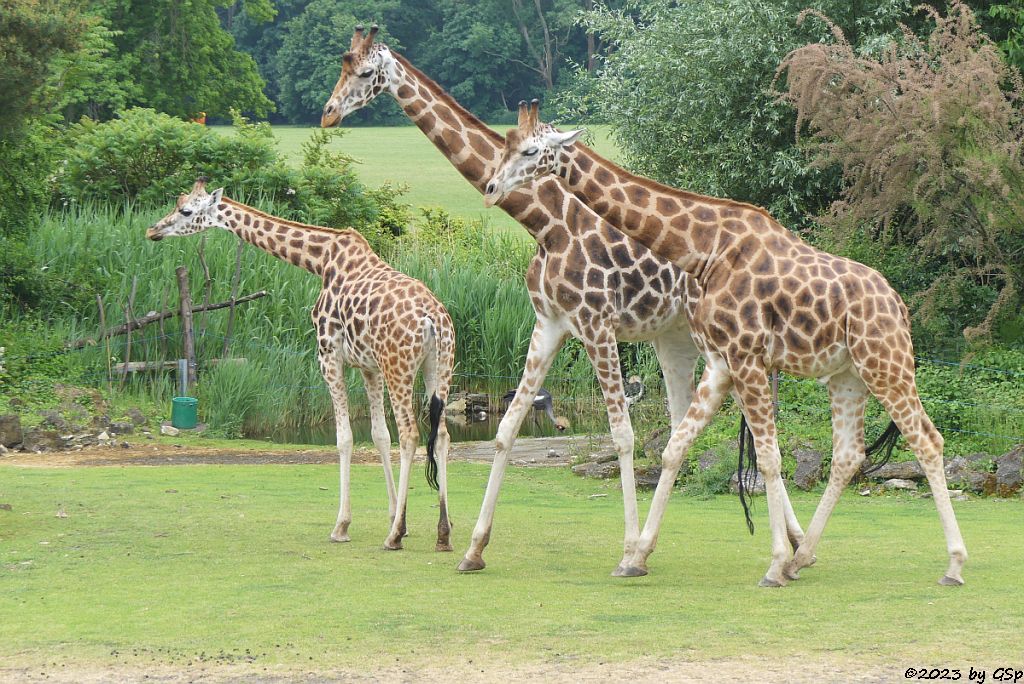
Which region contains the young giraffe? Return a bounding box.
[147,178,455,552]
[485,102,968,586]
[321,26,750,575]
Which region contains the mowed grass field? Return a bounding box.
[2,461,1023,676]
[211,123,618,235]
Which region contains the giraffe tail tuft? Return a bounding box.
[425,394,443,491]
[737,415,756,535]
[862,420,901,475]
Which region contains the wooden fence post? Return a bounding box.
[176,266,197,389]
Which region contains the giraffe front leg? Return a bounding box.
[784,369,868,580]
[622,356,733,576]
[580,331,642,575]
[319,346,353,543]
[730,360,793,587]
[362,369,398,522]
[459,319,567,572]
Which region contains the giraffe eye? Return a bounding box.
[357,68,374,78]
[179,208,193,217]
[523,147,539,157]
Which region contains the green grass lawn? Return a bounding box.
[2,462,1021,671]
[211,124,618,235]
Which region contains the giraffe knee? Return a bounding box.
[609,424,634,460]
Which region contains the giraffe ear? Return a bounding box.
[546,129,584,148]
[209,187,224,205]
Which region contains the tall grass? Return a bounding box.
[22,203,662,436]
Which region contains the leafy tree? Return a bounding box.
[272,0,402,123]
[0,0,90,131]
[561,0,911,227]
[100,0,274,119]
[49,19,139,121]
[776,2,1024,344]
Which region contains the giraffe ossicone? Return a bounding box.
[320,29,796,577]
[485,102,968,586]
[148,178,457,552]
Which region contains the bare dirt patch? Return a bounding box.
[0,655,897,683]
[0,434,612,469]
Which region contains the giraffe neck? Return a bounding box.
[557,145,779,282]
[389,54,507,195]
[217,198,373,277]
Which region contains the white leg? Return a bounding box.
[362,369,398,521]
[383,380,418,550]
[620,356,733,576]
[458,318,567,571]
[785,369,867,578]
[320,345,354,543]
[651,329,698,430]
[577,331,644,574]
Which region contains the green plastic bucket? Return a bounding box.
[171,396,198,429]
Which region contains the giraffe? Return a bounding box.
[484,101,968,587]
[321,25,734,575]
[147,178,456,552]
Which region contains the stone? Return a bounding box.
[0,414,23,447]
[444,396,467,416]
[571,460,620,479]
[866,460,924,481]
[881,478,917,491]
[21,428,66,452]
[0,444,8,455]
[635,465,662,490]
[792,447,823,491]
[160,424,180,437]
[0,503,12,511]
[642,427,670,461]
[729,470,765,495]
[97,431,110,441]
[126,407,147,426]
[945,456,996,494]
[697,449,720,472]
[92,414,112,430]
[37,410,70,432]
[995,445,1023,496]
[109,421,134,435]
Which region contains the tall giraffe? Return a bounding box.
[148,178,456,552]
[485,102,967,586]
[321,26,752,575]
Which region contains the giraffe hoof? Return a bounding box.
[758,576,786,588]
[457,557,485,572]
[612,565,648,578]
[783,566,801,581]
[938,575,964,586]
[383,540,403,551]
[330,534,351,543]
[435,542,454,552]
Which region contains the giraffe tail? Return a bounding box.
[862,420,901,475]
[736,415,756,536]
[425,394,443,491]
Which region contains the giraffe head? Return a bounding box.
[483,100,583,207]
[321,24,393,127]
[147,178,224,241]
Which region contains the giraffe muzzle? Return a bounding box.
[146,226,164,241]
[483,182,504,207]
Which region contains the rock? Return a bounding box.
[697,449,720,472]
[0,444,8,455]
[729,470,766,495]
[882,478,917,491]
[642,427,670,461]
[635,465,662,490]
[92,414,112,430]
[160,424,180,437]
[995,445,1023,496]
[571,460,620,479]
[945,456,996,494]
[0,414,23,447]
[97,431,110,441]
[37,410,70,432]
[858,488,871,496]
[444,396,467,416]
[590,451,618,465]
[109,421,134,435]
[21,428,66,452]
[547,448,559,458]
[126,408,147,426]
[792,448,823,491]
[866,460,924,481]
[0,503,12,511]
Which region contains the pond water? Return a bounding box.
[259,405,612,446]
